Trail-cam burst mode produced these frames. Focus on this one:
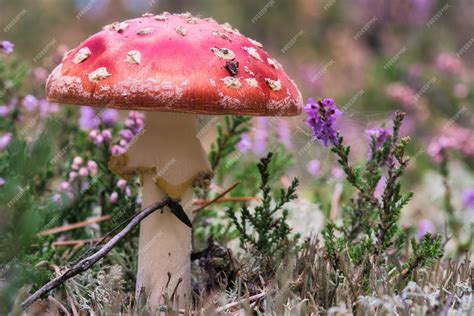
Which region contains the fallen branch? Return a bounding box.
[192,182,240,213]
[52,237,110,247]
[39,215,111,237]
[193,196,259,205]
[214,291,269,313]
[21,198,172,309]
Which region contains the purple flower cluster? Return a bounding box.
[276,119,293,150]
[428,125,474,163]
[111,111,145,156]
[237,133,252,153]
[237,118,293,155]
[435,53,461,75]
[0,40,14,54]
[366,128,392,149]
[109,179,132,204]
[21,95,59,116]
[55,156,99,201]
[79,106,120,145]
[305,98,341,147]
[386,83,417,109]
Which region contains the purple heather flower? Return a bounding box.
[120,129,134,141]
[79,106,99,130]
[101,129,112,141]
[462,189,474,209]
[237,133,252,153]
[39,99,59,116]
[0,177,5,187]
[102,109,119,126]
[366,128,392,149]
[374,176,386,201]
[0,132,12,151]
[366,128,393,161]
[305,98,341,147]
[253,117,269,156]
[0,105,10,118]
[0,41,14,54]
[109,191,119,204]
[417,219,435,240]
[276,119,293,149]
[111,145,126,156]
[22,95,39,112]
[306,159,321,176]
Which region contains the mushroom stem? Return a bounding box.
[122,112,212,309]
[138,173,194,307]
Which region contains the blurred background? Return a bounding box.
[0,1,473,312]
[1,0,473,246]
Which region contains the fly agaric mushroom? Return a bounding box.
[46,12,303,309]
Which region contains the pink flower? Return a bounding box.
[101,129,112,141]
[0,105,10,118]
[59,181,71,191]
[120,129,134,141]
[0,177,5,187]
[109,192,119,204]
[78,167,89,177]
[331,167,345,180]
[68,171,78,181]
[117,179,127,190]
[111,145,126,156]
[386,83,417,108]
[73,156,83,165]
[436,53,461,75]
[52,194,62,203]
[87,160,98,176]
[0,133,12,151]
[454,84,468,99]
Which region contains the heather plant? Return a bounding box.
[226,152,300,268]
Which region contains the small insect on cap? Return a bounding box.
[46,12,303,116]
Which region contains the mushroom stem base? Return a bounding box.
[137,173,194,308]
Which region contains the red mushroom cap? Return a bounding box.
[46,12,303,116]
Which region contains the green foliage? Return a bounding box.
[208,115,250,171]
[226,153,300,265]
[402,234,443,277]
